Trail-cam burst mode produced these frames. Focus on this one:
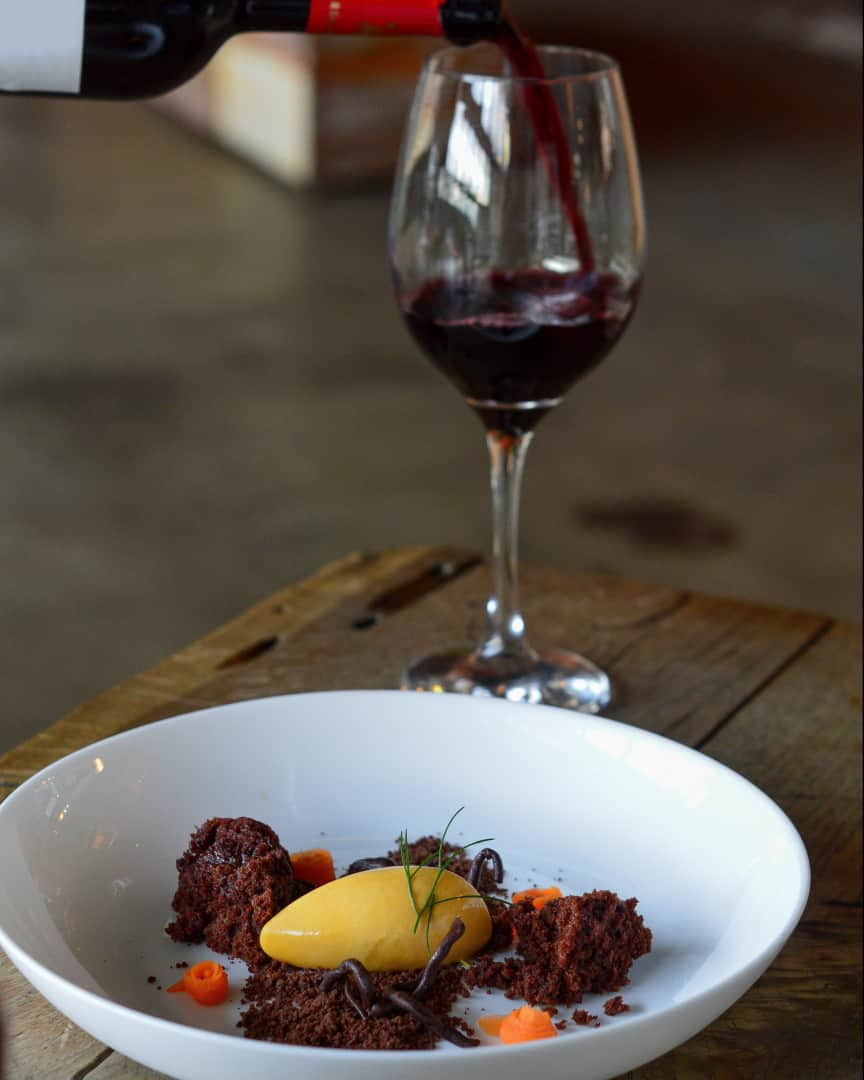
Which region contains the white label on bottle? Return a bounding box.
[0,0,86,93]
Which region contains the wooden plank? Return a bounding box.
[0,547,478,798]
[203,560,826,747]
[1,558,828,799]
[0,949,109,1080]
[627,622,863,1079]
[629,902,861,1080]
[67,562,828,755]
[703,621,862,906]
[86,1054,168,1080]
[0,555,856,1079]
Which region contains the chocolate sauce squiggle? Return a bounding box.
[322,958,377,1015]
[467,848,504,890]
[345,857,395,874]
[411,918,467,1001]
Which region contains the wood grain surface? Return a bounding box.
[1,548,860,1080]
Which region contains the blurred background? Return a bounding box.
[0,0,861,753]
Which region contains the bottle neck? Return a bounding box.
[237,0,501,41]
[236,0,309,33]
[440,0,501,45]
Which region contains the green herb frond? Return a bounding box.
[399,829,421,919]
[399,808,498,952]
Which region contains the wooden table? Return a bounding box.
[1,548,861,1079]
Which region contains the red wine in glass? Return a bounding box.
[401,268,640,434]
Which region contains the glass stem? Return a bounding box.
[478,429,537,663]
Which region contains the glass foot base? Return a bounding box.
[401,647,611,714]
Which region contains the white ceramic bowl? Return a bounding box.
[0,691,809,1080]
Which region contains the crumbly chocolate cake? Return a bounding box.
[165,822,651,1050]
[603,995,630,1015]
[166,817,294,969]
[466,890,651,1006]
[239,962,470,1050]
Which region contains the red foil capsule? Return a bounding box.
[307,0,444,35]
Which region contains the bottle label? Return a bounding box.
[307,0,443,36]
[0,0,86,93]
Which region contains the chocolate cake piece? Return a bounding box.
[166,817,294,968]
[240,962,470,1050]
[467,890,651,1006]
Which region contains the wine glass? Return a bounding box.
[389,41,645,712]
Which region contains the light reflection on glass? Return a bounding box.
[436,172,480,227]
[601,117,614,178]
[471,79,510,169]
[440,99,492,222]
[405,98,437,177]
[93,757,105,774]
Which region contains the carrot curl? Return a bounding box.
[167,960,229,1006]
[499,1005,558,1043]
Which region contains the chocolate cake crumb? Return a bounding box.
[390,836,507,897]
[572,1009,600,1026]
[146,976,156,984]
[555,1019,568,1030]
[240,962,469,1050]
[463,953,523,998]
[603,995,630,1016]
[166,817,295,969]
[467,891,651,1006]
[486,905,515,952]
[174,961,188,969]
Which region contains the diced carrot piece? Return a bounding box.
[511,886,562,911]
[290,848,336,888]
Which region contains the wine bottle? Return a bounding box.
[0,0,500,100]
